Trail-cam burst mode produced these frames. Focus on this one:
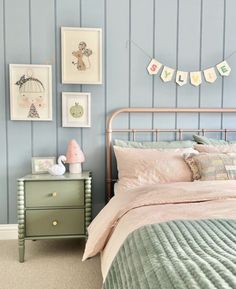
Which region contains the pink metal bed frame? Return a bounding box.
[106,107,236,200]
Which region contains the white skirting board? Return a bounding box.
[0,224,18,240]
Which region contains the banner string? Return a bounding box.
[225,50,236,60]
[126,40,152,59]
[126,39,236,70]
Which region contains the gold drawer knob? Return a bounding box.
[52,220,58,226]
[52,192,57,197]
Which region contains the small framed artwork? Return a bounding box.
[62,92,91,127]
[32,157,56,174]
[61,27,102,84]
[9,64,52,121]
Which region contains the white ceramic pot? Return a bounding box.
[69,163,82,174]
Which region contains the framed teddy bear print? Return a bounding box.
[61,27,102,84]
[9,64,52,121]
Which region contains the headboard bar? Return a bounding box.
[106,107,236,201]
[110,128,236,133]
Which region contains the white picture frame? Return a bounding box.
[61,27,102,84]
[62,92,91,127]
[9,64,52,121]
[32,157,56,174]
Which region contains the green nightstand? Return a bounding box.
[17,172,92,262]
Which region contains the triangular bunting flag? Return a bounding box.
[160,66,175,82]
[147,59,162,75]
[204,67,217,83]
[176,71,188,86]
[190,71,202,87]
[216,60,231,76]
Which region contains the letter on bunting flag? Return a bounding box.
[176,71,188,86]
[161,66,175,82]
[216,60,231,76]
[204,67,217,83]
[147,59,162,75]
[190,71,202,86]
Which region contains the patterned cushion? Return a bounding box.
[184,153,201,180]
[184,153,236,181]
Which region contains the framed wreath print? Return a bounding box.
[32,157,56,174]
[62,92,91,127]
[61,27,102,84]
[9,64,52,121]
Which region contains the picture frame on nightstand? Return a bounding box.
[31,157,56,174]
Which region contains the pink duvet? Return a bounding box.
[83,181,236,280]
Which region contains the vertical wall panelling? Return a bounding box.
[199,0,224,138]
[130,0,154,141]
[176,0,201,132]
[5,0,32,223]
[0,0,8,223]
[222,0,236,136]
[1,0,236,223]
[154,0,178,140]
[80,0,106,214]
[106,0,130,130]
[30,0,57,156]
[106,0,130,180]
[56,0,83,156]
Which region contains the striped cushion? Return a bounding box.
[184,153,236,181]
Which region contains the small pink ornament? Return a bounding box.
[66,139,85,173]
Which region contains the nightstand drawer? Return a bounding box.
[26,209,85,236]
[25,180,84,207]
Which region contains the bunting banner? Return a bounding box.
[147,59,231,86]
[126,40,234,87]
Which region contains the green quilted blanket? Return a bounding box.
[103,219,236,289]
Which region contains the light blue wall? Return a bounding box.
[1,0,236,224]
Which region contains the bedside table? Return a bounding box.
[17,172,92,262]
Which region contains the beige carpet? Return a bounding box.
[0,239,103,289]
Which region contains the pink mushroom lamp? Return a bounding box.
[66,139,85,173]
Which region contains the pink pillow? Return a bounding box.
[114,146,197,190]
[194,144,236,153]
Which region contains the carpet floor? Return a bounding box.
[0,239,103,289]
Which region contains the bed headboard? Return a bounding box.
[106,107,236,201]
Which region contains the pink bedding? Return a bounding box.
[83,181,236,280]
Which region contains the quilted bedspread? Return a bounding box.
[103,219,236,289]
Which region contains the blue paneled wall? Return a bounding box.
[0,0,236,223]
